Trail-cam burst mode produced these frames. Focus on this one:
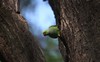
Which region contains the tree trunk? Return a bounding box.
[0,0,45,62]
[49,0,100,62]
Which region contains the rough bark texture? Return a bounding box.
[49,0,100,62]
[0,0,45,62]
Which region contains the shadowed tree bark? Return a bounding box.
[0,0,45,62]
[49,0,100,62]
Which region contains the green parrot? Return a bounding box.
[43,25,60,38]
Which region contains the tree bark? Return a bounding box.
[49,0,100,62]
[0,0,45,62]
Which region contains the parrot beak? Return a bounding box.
[43,31,47,36]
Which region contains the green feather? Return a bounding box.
[43,25,60,38]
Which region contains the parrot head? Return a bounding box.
[43,30,48,36]
[43,25,60,38]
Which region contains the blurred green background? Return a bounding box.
[44,38,63,62]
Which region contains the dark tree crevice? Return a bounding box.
[0,52,8,62]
